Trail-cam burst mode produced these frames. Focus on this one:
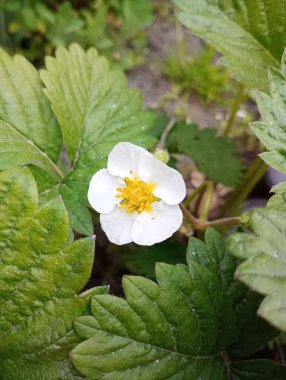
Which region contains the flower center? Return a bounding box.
[116,177,158,213]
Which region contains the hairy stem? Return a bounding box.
[180,204,241,231]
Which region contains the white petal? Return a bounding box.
[88,169,120,214]
[108,142,152,178]
[100,207,135,245]
[138,154,186,205]
[132,201,183,246]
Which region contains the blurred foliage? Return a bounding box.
[0,0,154,69]
[163,46,234,103]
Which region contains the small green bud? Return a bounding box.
[154,149,170,164]
[239,212,250,228]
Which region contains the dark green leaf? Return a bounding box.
[189,229,279,357]
[187,228,237,292]
[71,227,285,379]
[167,121,243,186]
[229,290,278,357]
[71,229,238,379]
[230,360,286,380]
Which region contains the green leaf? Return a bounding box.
[40,44,155,234]
[0,48,62,181]
[174,0,286,91]
[228,207,286,332]
[229,290,278,358]
[267,182,286,211]
[71,228,284,378]
[187,228,237,292]
[167,121,243,186]
[251,51,286,175]
[0,166,105,379]
[71,263,231,378]
[188,229,278,357]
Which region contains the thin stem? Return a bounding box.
[223,83,245,137]
[206,216,241,229]
[180,204,241,231]
[220,351,231,372]
[200,181,214,223]
[219,157,268,217]
[180,204,200,228]
[183,182,207,207]
[156,117,176,150]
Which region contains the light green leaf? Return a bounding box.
[271,182,286,194]
[174,0,286,91]
[267,181,286,210]
[251,51,286,175]
[0,166,105,379]
[167,121,243,186]
[0,48,62,181]
[228,207,286,331]
[40,44,155,233]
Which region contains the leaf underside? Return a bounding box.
[228,207,286,332]
[174,0,286,91]
[251,51,286,175]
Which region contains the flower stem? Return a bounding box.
[200,181,214,223]
[156,117,176,150]
[183,182,207,207]
[223,83,245,137]
[180,204,241,231]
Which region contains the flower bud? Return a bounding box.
[154,149,169,164]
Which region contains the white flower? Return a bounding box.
[88,142,186,246]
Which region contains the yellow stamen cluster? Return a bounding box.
[116,177,158,213]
